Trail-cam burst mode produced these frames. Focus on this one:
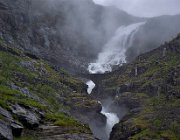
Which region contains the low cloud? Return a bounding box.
[93,0,180,17]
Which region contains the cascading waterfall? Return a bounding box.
[86,22,145,140]
[86,81,119,140]
[88,22,145,74]
[100,103,119,140]
[86,80,96,94]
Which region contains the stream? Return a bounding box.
[86,80,119,140]
[86,22,145,139]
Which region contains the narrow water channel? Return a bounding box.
[86,80,119,140]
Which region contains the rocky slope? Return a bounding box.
[1,0,180,75]
[91,34,180,140]
[0,38,104,140]
[0,0,141,74]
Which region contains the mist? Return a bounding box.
[13,0,180,138]
[93,0,180,17]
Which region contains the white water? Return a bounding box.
[87,22,145,139]
[88,22,145,74]
[101,105,119,139]
[86,80,96,94]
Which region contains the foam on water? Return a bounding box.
[100,104,119,139]
[86,80,96,94]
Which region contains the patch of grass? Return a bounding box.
[0,85,45,110]
[132,117,148,129]
[130,129,159,140]
[45,112,82,127]
[14,135,37,140]
[45,112,91,134]
[135,93,149,98]
[160,130,180,140]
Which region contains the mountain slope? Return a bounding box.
[90,34,180,140]
[0,38,103,140]
[0,0,141,74]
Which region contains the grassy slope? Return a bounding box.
[0,38,92,139]
[99,35,180,139]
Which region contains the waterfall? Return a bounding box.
[87,22,145,140]
[86,80,96,94]
[88,22,145,74]
[101,104,119,140]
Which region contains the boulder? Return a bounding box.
[11,104,40,128]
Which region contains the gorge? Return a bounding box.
[0,0,180,140]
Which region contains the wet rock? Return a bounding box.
[0,121,13,140]
[11,104,40,128]
[110,120,141,140]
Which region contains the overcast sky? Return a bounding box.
[93,0,180,17]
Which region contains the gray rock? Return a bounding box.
[0,107,13,121]
[10,83,40,101]
[20,61,36,71]
[0,107,23,137]
[11,104,40,128]
[0,121,13,140]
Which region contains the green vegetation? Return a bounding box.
[14,135,37,140]
[0,41,91,138]
[45,112,81,127]
[0,85,44,109]
[102,40,180,139]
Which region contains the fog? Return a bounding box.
[93,0,180,17]
[27,0,180,139]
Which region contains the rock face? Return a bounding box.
[92,35,180,140]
